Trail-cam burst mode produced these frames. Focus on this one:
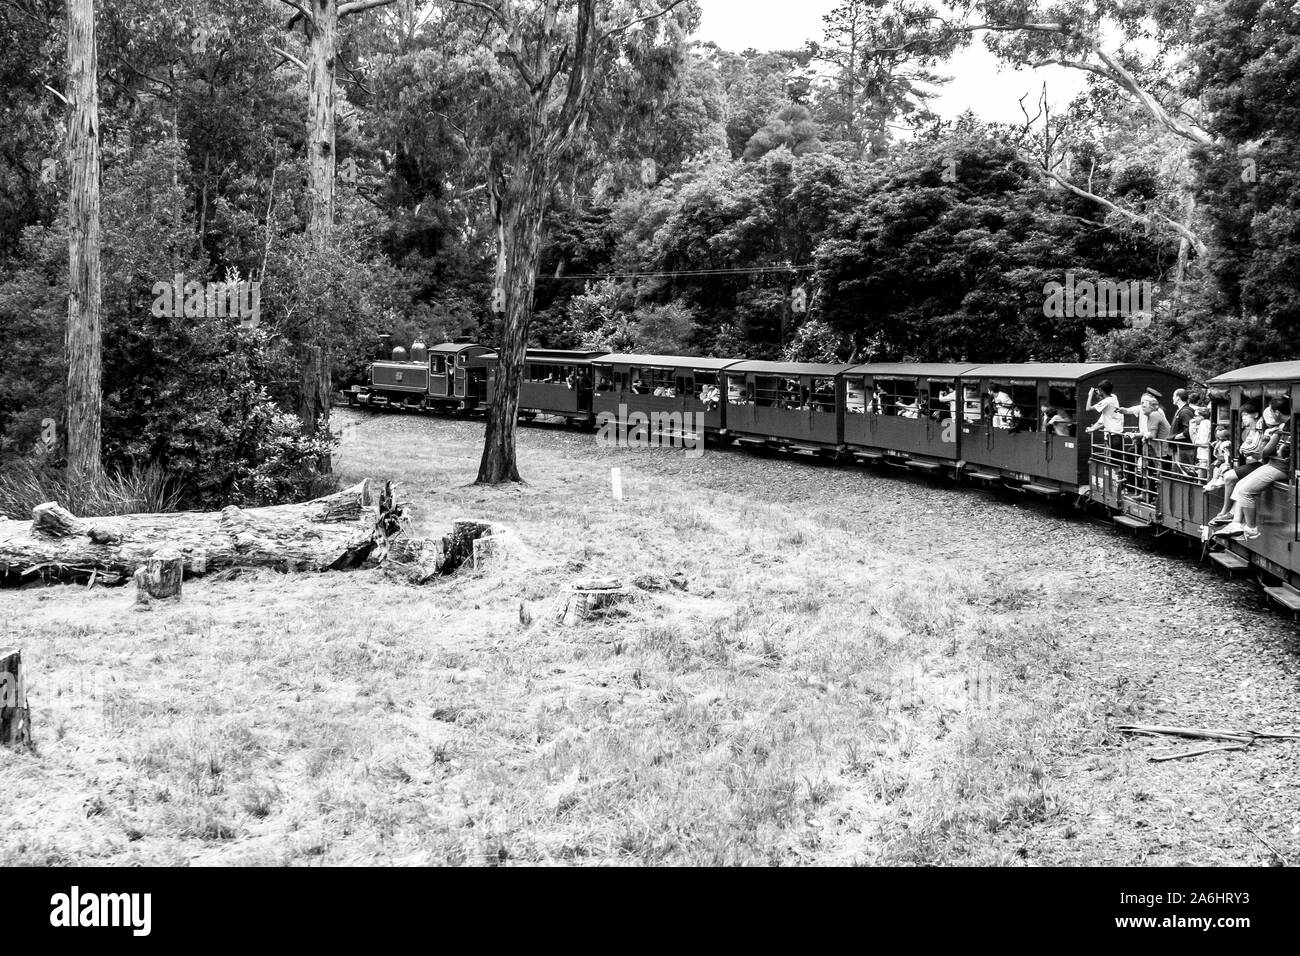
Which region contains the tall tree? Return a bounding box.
[814,0,950,156]
[65,0,103,479]
[275,0,400,445]
[447,0,694,484]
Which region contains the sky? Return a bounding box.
[692,0,1088,126]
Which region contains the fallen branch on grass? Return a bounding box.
[0,479,507,587]
[1148,743,1250,763]
[1117,724,1267,744]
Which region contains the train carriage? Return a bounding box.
[724,361,852,452]
[843,363,979,474]
[1166,363,1299,592]
[966,363,1184,495]
[591,354,742,438]
[485,349,607,425]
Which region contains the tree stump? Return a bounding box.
[557,577,630,626]
[134,548,184,604]
[0,647,31,748]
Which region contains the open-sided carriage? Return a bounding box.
[966,363,1184,495]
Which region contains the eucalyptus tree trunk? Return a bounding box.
[65,0,103,480]
[300,0,338,446]
[306,0,337,249]
[478,149,550,484]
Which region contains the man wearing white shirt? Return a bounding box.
[1086,380,1124,436]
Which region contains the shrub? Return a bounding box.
[0,458,182,520]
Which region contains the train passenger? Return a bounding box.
[699,383,720,409]
[938,387,958,419]
[1191,404,1214,478]
[1085,380,1124,453]
[1207,403,1263,519]
[872,386,887,414]
[1214,399,1293,541]
[990,386,1019,429]
[631,377,645,394]
[1207,424,1232,484]
[897,397,920,419]
[597,374,613,392]
[1045,407,1074,436]
[1138,391,1172,459]
[1169,389,1197,466]
[1119,388,1165,443]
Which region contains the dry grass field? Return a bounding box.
[2,408,1298,865]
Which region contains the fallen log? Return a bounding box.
[0,480,504,586]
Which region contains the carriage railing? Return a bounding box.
[1091,431,1222,504]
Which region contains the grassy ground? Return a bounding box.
[2,409,1297,865]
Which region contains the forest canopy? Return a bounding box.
[1,0,1296,501]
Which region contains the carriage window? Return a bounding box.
[809,378,836,413]
[694,372,720,407]
[634,367,675,396]
[780,378,803,408]
[431,355,447,374]
[529,364,575,384]
[594,367,613,391]
[875,378,919,418]
[1205,386,1231,426]
[753,377,803,408]
[988,381,1035,431]
[846,376,866,414]
[962,382,982,422]
[928,380,956,420]
[1046,382,1077,436]
[727,375,750,405]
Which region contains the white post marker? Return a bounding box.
[611,467,623,501]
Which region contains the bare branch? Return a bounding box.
[44,83,69,105]
[110,53,177,94]
[337,53,374,95]
[340,0,400,18]
[1032,57,1113,81]
[272,45,308,72]
[1043,168,1207,257]
[1092,47,1213,148]
[274,0,314,27]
